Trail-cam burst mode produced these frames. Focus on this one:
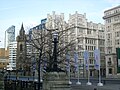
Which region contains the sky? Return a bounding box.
[0,0,120,48]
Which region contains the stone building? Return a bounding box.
[103,5,120,78]
[68,11,105,77]
[16,24,31,75]
[28,11,105,77]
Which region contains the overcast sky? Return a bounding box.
[0,0,120,48]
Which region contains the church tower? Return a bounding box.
[16,23,27,71]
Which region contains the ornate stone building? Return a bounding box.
[16,24,30,75]
[68,11,105,77]
[103,5,120,78]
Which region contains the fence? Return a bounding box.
[4,78,42,90]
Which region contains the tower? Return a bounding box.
[16,23,27,71]
[5,25,15,50]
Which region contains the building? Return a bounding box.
[103,5,120,77]
[28,11,105,77]
[5,25,15,50]
[68,11,105,77]
[28,12,69,73]
[28,18,47,74]
[7,42,17,70]
[46,11,66,30]
[16,24,31,75]
[0,48,9,70]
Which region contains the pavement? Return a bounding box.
[71,84,120,90]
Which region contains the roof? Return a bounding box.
[104,5,120,13]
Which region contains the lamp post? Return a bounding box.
[38,52,41,90]
[52,31,59,71]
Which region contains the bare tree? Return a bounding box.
[28,16,77,73]
[27,16,78,90]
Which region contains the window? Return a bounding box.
[78,38,83,43]
[89,59,93,64]
[108,58,112,65]
[85,39,87,43]
[86,46,87,50]
[87,30,91,34]
[109,68,112,74]
[20,44,23,51]
[115,39,119,45]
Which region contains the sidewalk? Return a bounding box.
[71,84,120,90]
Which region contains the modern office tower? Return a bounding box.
[5,25,15,50]
[103,5,120,77]
[68,11,105,77]
[7,42,17,70]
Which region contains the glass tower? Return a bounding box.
[5,25,15,50]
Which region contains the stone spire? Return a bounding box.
[19,23,25,36]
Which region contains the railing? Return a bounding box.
[4,76,42,90]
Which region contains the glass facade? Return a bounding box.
[5,25,15,49]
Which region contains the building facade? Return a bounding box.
[5,25,15,50]
[103,5,120,77]
[29,12,69,73]
[28,11,105,77]
[7,42,17,70]
[0,48,9,70]
[68,11,105,77]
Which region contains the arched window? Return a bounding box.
[20,44,23,51]
[109,68,112,74]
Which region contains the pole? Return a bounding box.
[97,62,103,86]
[53,36,58,71]
[78,67,79,82]
[94,49,103,86]
[68,63,72,84]
[86,64,92,85]
[40,64,43,82]
[76,65,81,85]
[52,32,58,71]
[87,53,92,85]
[88,67,90,83]
[99,67,101,83]
[38,52,41,90]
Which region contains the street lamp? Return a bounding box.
[52,31,59,71]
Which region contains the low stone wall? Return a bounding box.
[43,72,71,90]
